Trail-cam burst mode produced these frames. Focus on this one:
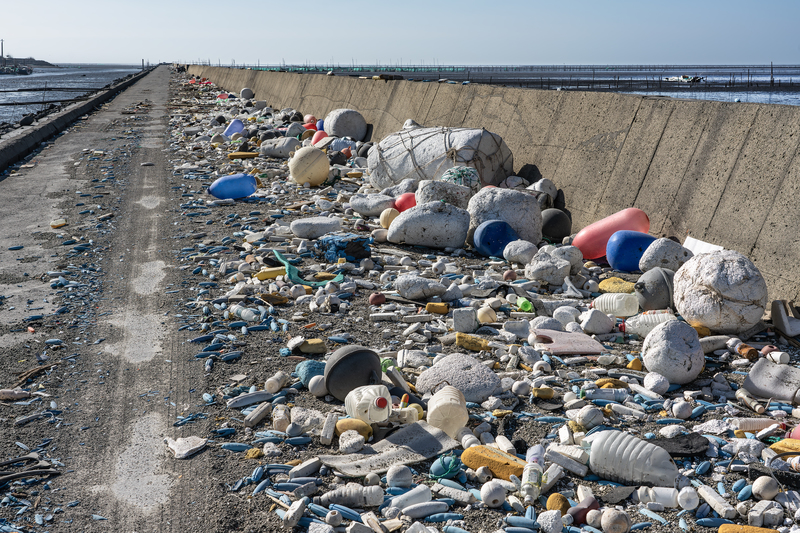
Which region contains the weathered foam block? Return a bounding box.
[460,445,526,480]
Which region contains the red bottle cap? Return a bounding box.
[374,396,388,409]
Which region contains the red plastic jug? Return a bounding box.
[572,208,650,260]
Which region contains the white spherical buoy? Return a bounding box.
[380,208,400,229]
[601,509,631,533]
[364,472,381,486]
[671,400,693,420]
[576,405,604,430]
[643,372,670,395]
[586,509,602,528]
[480,480,506,508]
[308,375,328,397]
[752,475,779,500]
[289,146,329,186]
[386,465,413,488]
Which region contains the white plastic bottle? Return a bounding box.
[619,310,677,336]
[584,430,678,487]
[344,385,392,424]
[265,371,290,393]
[315,482,384,507]
[520,445,546,505]
[455,427,480,449]
[731,418,783,431]
[230,304,259,322]
[591,293,639,317]
[637,486,679,508]
[677,486,699,510]
[384,484,432,515]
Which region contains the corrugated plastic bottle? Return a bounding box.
[619,310,677,336]
[591,293,639,317]
[585,430,678,487]
[520,445,546,505]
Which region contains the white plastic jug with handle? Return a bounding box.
[344,385,392,424]
[426,385,468,439]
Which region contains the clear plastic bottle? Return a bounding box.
[591,293,639,317]
[580,388,630,402]
[230,304,259,322]
[520,445,546,505]
[344,385,392,424]
[619,310,677,336]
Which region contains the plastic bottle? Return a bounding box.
[455,427,480,449]
[731,418,783,431]
[637,487,678,508]
[735,389,766,414]
[315,483,384,507]
[384,484,432,514]
[344,385,392,424]
[584,430,678,487]
[516,297,532,313]
[265,371,290,393]
[388,406,419,425]
[520,445,546,505]
[580,388,631,402]
[591,293,640,317]
[230,304,259,322]
[272,404,290,432]
[426,385,468,439]
[618,310,677,336]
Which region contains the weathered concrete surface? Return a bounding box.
[186,66,800,302]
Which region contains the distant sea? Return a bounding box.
[0,64,141,124]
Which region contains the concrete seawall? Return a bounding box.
[187,65,800,303]
[0,68,153,174]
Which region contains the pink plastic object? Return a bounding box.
[395,193,417,212]
[304,114,317,124]
[572,208,650,260]
[311,130,328,144]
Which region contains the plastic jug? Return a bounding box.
[619,310,677,337]
[744,358,800,404]
[584,430,678,487]
[344,385,392,424]
[591,293,639,317]
[520,445,546,504]
[426,385,468,438]
[572,208,650,260]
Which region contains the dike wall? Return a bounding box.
[187,65,800,303]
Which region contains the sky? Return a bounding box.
[2,0,799,66]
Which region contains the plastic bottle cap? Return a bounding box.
[374,397,388,409]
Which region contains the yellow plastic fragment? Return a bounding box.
[252,267,286,280]
[455,332,489,352]
[598,277,636,294]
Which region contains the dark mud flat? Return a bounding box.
[0,65,795,533]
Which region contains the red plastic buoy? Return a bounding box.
[572,208,650,260]
[311,130,328,144]
[304,114,317,124]
[303,123,317,131]
[394,192,417,212]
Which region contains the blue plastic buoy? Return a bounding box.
[606,230,657,272]
[208,173,257,200]
[473,219,520,258]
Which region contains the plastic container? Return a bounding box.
[266,371,290,393]
[230,304,259,322]
[735,389,766,414]
[634,268,675,311]
[455,427,480,449]
[273,404,290,432]
[520,445,546,505]
[345,385,392,424]
[208,173,258,200]
[223,118,244,137]
[426,385,468,439]
[744,358,800,404]
[516,297,532,313]
[572,208,650,260]
[311,130,328,145]
[591,293,639,317]
[619,310,677,337]
[606,231,657,272]
[768,351,790,364]
[584,430,678,487]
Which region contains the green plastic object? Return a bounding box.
[517,297,532,312]
[272,249,343,288]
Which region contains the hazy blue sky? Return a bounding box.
[2,0,798,65]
